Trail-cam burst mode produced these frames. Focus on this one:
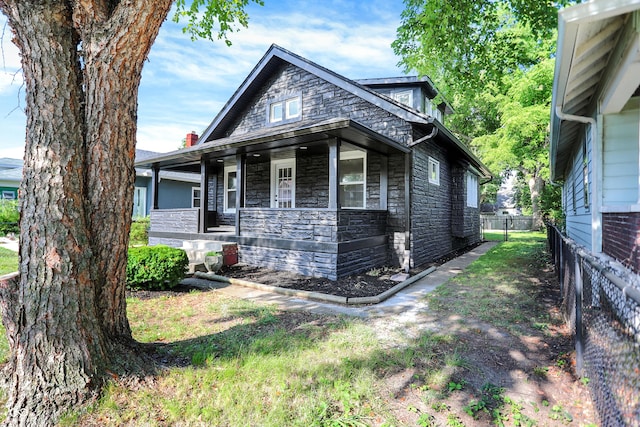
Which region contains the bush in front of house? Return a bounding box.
[129,216,150,246]
[126,245,188,290]
[0,199,19,236]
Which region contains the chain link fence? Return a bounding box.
[547,224,640,426]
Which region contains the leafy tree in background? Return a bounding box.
[394,0,578,225]
[0,1,260,425]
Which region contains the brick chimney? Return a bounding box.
[185,131,199,147]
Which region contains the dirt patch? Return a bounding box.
[369,250,597,426]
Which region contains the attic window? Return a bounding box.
[268,95,301,124]
[391,90,413,107]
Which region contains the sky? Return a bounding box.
[0,0,408,159]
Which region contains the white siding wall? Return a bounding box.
[564,125,593,248]
[602,98,640,207]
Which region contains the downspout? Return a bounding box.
[554,107,601,253]
[403,123,439,272]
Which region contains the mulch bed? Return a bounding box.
[129,242,483,300]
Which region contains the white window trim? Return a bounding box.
[271,159,296,208]
[466,173,478,208]
[1,190,15,200]
[191,187,201,209]
[391,89,413,107]
[428,157,440,185]
[223,166,237,213]
[339,150,367,209]
[268,95,302,125]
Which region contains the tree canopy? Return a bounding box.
[393,0,578,223]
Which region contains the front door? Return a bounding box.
[272,159,295,208]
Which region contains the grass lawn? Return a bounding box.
[0,232,596,426]
[0,247,18,276]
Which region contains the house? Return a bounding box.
[134,149,201,218]
[0,153,198,217]
[550,0,640,274]
[136,45,491,280]
[0,158,22,200]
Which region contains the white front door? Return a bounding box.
[133,186,147,218]
[272,159,295,208]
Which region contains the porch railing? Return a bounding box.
[149,208,199,233]
[547,224,640,426]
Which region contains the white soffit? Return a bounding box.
[557,0,640,116]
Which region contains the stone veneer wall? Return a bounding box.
[410,142,453,267]
[224,62,413,144]
[149,209,199,233]
[237,208,389,279]
[602,212,640,274]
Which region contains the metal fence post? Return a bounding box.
[574,255,584,377]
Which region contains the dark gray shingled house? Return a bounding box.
[136,45,491,280]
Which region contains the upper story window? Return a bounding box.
[268,95,301,125]
[428,156,440,185]
[391,90,413,108]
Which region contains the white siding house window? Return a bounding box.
[268,95,301,124]
[340,151,367,208]
[2,190,15,200]
[224,166,237,213]
[466,173,478,208]
[191,187,201,208]
[428,157,440,185]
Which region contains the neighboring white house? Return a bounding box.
[550,0,640,274]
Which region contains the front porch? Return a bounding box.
[141,119,411,280]
[149,207,392,280]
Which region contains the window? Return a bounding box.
[339,150,366,208]
[268,95,301,124]
[428,157,440,185]
[391,90,413,107]
[271,159,296,208]
[224,166,237,213]
[466,173,478,208]
[425,97,433,116]
[1,191,15,200]
[192,187,201,208]
[583,137,589,210]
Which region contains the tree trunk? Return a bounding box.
[528,173,545,229]
[0,1,171,425]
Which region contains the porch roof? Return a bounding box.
[135,118,410,172]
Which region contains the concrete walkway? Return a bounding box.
[182,241,498,319]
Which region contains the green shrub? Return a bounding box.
[0,199,19,236]
[126,245,188,291]
[130,216,150,246]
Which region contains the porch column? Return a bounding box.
[235,154,246,235]
[380,155,388,210]
[151,164,159,210]
[199,157,210,233]
[403,152,412,271]
[328,138,340,209]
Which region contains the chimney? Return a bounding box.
[186,131,199,147]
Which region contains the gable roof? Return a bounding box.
[198,44,435,143]
[550,0,640,180]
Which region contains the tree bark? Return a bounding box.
[0,1,171,425]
